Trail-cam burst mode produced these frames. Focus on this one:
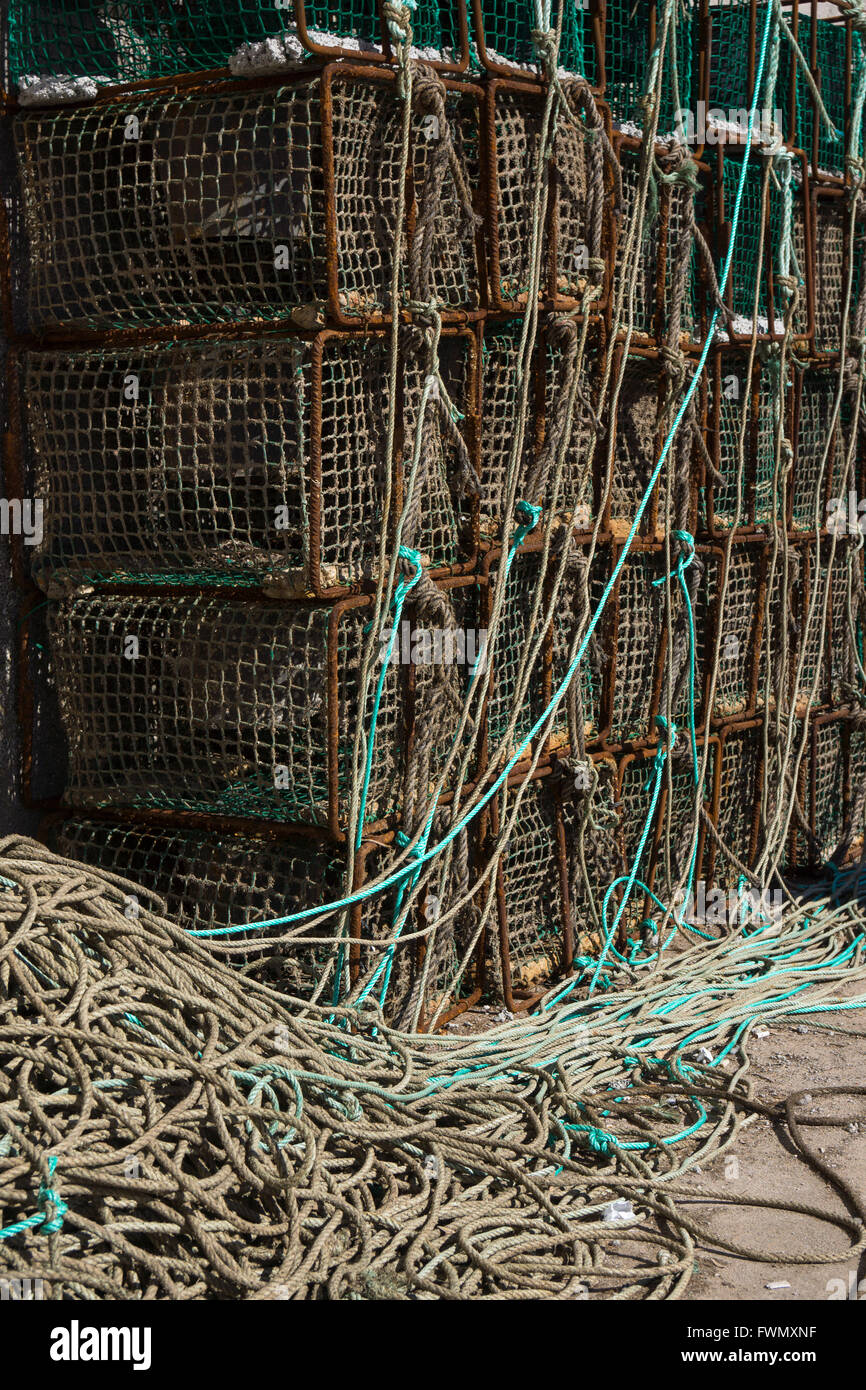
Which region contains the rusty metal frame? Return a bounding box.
[485,77,614,315]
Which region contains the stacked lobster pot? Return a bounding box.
[2,0,864,1022]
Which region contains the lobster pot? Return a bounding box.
[46,591,410,833]
[14,70,482,332]
[540,324,600,521]
[548,544,607,754]
[794,543,832,710]
[483,548,549,761]
[22,328,477,593]
[488,80,605,310]
[471,0,593,79]
[606,543,719,744]
[493,768,569,1004]
[603,0,695,134]
[49,815,347,998]
[812,192,846,356]
[782,13,864,179]
[559,755,620,948]
[8,1,469,89]
[607,357,663,533]
[791,368,839,531]
[46,815,477,1026]
[755,546,796,713]
[714,154,809,342]
[711,720,763,886]
[826,538,860,706]
[704,352,788,533]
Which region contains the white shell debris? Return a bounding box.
[766,1281,791,1290]
[18,74,115,106]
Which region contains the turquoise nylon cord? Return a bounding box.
[0,1156,65,1241]
[190,0,780,947]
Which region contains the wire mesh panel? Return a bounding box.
[756,543,799,713]
[603,0,695,134]
[487,79,604,310]
[20,328,477,593]
[493,768,569,1003]
[847,717,866,855]
[470,0,594,79]
[297,0,469,68]
[15,70,482,332]
[791,367,838,532]
[811,190,846,356]
[795,542,832,711]
[712,541,762,720]
[8,3,472,90]
[705,0,763,118]
[711,720,763,886]
[825,538,860,707]
[46,591,411,834]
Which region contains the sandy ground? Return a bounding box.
[446,985,866,1302]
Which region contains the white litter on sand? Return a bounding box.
[603,1199,636,1225]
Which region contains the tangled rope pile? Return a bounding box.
[2,838,865,1300]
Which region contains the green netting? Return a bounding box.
[706,0,771,119]
[9,1,298,86]
[719,155,793,331]
[604,0,694,133]
[472,0,589,78]
[782,16,861,176]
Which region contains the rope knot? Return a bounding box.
[37,1157,66,1234]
